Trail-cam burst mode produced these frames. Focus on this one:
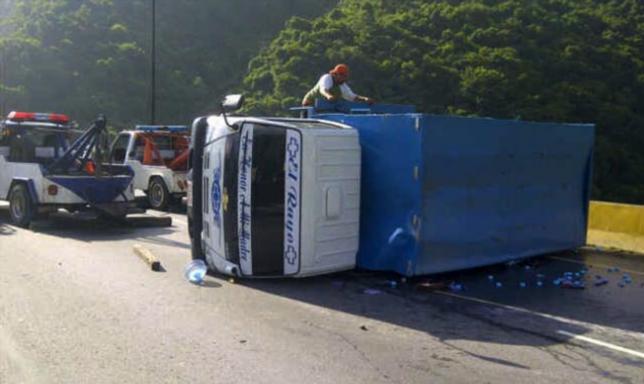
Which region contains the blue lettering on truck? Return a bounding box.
[284,130,301,274]
[237,125,254,275]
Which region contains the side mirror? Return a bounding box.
[221,94,244,112]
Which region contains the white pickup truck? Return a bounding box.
[109,125,189,210]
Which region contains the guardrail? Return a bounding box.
[588,201,644,254]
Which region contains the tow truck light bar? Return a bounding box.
[7,111,70,124]
[135,125,188,133]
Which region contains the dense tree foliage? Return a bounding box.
[0,0,642,203]
[243,0,644,203]
[0,0,336,124]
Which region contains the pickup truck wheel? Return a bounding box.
[9,183,35,227]
[148,177,170,210]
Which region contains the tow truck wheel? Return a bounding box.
[148,177,170,211]
[8,183,35,227]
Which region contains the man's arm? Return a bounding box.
[354,95,375,104]
[341,83,374,104]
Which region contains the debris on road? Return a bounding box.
[553,272,585,289]
[594,277,609,287]
[560,280,585,289]
[184,259,207,284]
[363,288,382,295]
[415,281,447,292]
[331,280,345,288]
[448,282,463,292]
[133,244,162,272]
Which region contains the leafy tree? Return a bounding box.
[0,0,337,127]
[243,0,644,203]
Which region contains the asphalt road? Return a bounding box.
[1,203,643,384]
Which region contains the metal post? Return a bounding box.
[0,43,5,117]
[150,0,156,125]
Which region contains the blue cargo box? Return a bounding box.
[310,102,595,276]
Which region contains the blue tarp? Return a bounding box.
[313,103,595,275]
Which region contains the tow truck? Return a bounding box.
[109,125,189,210]
[0,111,137,227]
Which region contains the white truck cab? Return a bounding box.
[109,125,189,210]
[188,96,361,278]
[0,111,136,227]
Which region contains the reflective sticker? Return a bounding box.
[238,125,253,275]
[284,129,301,274]
[212,157,222,229]
[212,150,223,248]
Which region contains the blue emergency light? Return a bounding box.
[135,125,188,133]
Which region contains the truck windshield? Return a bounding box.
[221,123,291,276]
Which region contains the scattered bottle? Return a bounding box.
[184,259,208,285]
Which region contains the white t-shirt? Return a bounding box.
[318,73,357,101]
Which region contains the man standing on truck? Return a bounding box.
[301,64,374,106]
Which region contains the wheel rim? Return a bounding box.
[10,191,26,220]
[150,182,164,207]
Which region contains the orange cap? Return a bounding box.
[330,64,349,76]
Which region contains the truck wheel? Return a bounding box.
[148,177,170,210]
[8,183,35,227]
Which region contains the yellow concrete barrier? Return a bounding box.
[587,201,644,254]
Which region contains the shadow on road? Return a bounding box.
[135,196,187,215]
[0,222,16,236]
[232,250,643,364]
[0,208,187,248]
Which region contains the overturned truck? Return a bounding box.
[189,97,595,277]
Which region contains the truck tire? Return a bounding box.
[8,183,35,228]
[148,177,170,211]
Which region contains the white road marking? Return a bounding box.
[434,291,644,354]
[547,255,644,277]
[557,330,644,360]
[435,291,572,321]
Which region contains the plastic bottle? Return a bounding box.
[184,259,208,285]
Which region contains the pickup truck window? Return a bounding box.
[110,134,130,163]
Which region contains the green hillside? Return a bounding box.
[243,0,644,203]
[0,0,642,203]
